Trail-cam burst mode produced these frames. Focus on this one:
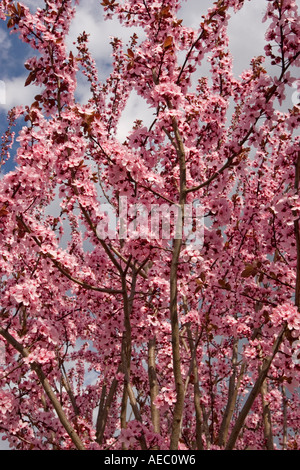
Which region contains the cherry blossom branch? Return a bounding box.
[139,182,177,206]
[261,378,274,450]
[218,339,246,447]
[76,201,124,274]
[151,64,188,449]
[75,188,149,279]
[186,155,234,193]
[176,6,220,86]
[120,272,133,439]
[110,245,149,280]
[60,361,80,417]
[0,327,86,451]
[184,322,205,450]
[142,0,151,19]
[124,374,148,450]
[166,107,187,451]
[16,215,122,294]
[293,151,300,309]
[187,52,300,195]
[282,387,288,450]
[176,28,205,85]
[148,336,160,442]
[96,373,120,445]
[225,324,287,450]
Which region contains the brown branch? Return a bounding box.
[293,151,300,309]
[225,325,286,450]
[0,327,86,450]
[148,336,160,443]
[187,59,300,195]
[261,378,274,450]
[184,323,205,450]
[176,8,220,86]
[150,66,188,450]
[139,183,177,206]
[218,339,246,447]
[125,378,148,450]
[186,157,233,193]
[76,196,150,280]
[168,109,187,451]
[16,215,123,295]
[96,374,120,445]
[60,362,80,417]
[282,386,288,450]
[76,201,124,275]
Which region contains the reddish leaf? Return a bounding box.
[218,279,231,290]
[0,206,9,217]
[160,6,171,18]
[241,265,257,278]
[7,17,15,29]
[163,36,173,49]
[17,2,23,16]
[25,71,36,87]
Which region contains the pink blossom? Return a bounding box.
[0,391,14,415]
[0,0,299,452]
[10,280,39,307]
[271,303,300,332]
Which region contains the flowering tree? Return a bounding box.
[0,0,299,451]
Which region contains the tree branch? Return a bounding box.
[16,215,123,295]
[0,327,86,450]
[225,325,286,450]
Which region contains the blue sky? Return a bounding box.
[0,18,34,172]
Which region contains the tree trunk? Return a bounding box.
[225,326,286,450]
[148,336,160,442]
[261,379,274,450]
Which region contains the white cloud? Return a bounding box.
[0,74,38,111]
[179,0,268,77]
[1,1,271,110]
[178,0,217,28]
[66,0,275,141]
[227,0,267,76]
[116,91,154,143]
[67,0,145,81]
[21,0,44,9]
[0,28,12,59]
